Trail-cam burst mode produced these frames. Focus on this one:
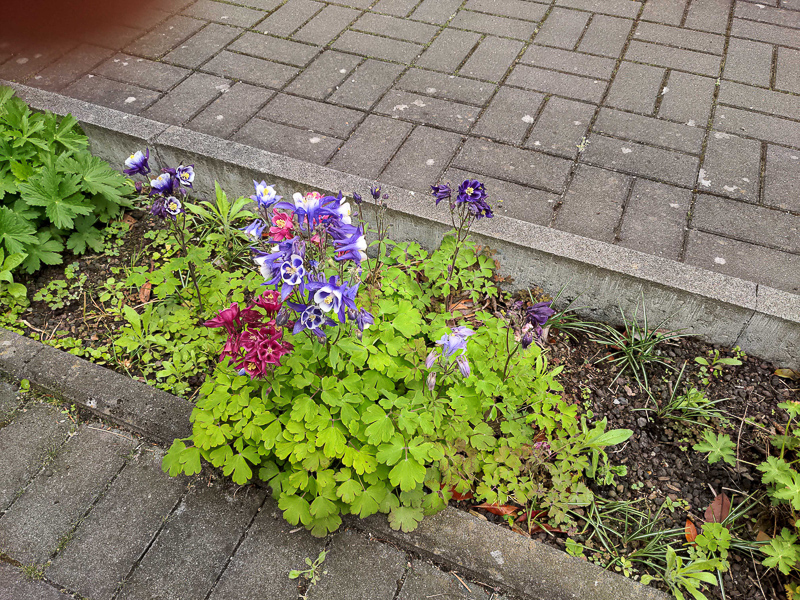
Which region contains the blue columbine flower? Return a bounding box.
[251,181,281,208]
[150,172,174,196]
[289,303,336,339]
[431,183,451,205]
[165,196,183,217]
[436,327,474,359]
[370,185,382,200]
[124,149,150,176]
[353,308,373,332]
[330,223,367,263]
[278,254,306,300]
[243,219,267,241]
[306,275,344,316]
[176,164,195,187]
[456,179,493,219]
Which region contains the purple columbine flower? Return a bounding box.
[353,307,373,332]
[430,183,451,205]
[435,327,474,359]
[165,196,183,217]
[370,185,382,200]
[425,350,437,369]
[243,219,267,241]
[279,254,306,301]
[426,371,437,392]
[456,180,487,205]
[527,301,555,328]
[124,149,150,176]
[290,304,335,339]
[455,355,470,378]
[150,172,174,196]
[330,223,367,264]
[520,330,535,349]
[150,197,170,220]
[251,181,281,208]
[307,275,344,316]
[352,192,363,205]
[176,164,195,187]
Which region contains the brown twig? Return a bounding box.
[451,572,471,593]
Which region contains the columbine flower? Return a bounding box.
[425,350,437,369]
[352,192,363,205]
[307,275,344,315]
[279,254,306,300]
[353,308,373,332]
[124,149,150,176]
[290,304,335,339]
[269,210,295,242]
[330,223,367,263]
[520,330,535,349]
[243,219,267,241]
[338,201,352,225]
[430,183,451,205]
[150,197,169,220]
[455,355,470,378]
[527,301,555,338]
[252,181,280,208]
[150,172,174,196]
[176,164,195,187]
[426,371,437,391]
[370,185,382,200]
[436,327,473,359]
[455,179,493,219]
[165,196,183,217]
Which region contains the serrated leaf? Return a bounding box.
[9,160,34,181]
[18,165,89,229]
[66,215,104,255]
[0,206,37,254]
[21,230,63,274]
[388,506,424,532]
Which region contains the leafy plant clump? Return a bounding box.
[0,87,131,273]
[153,170,633,537]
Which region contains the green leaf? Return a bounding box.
[223,453,253,485]
[316,426,346,458]
[60,151,126,205]
[309,513,341,537]
[310,495,338,518]
[389,457,426,492]
[279,494,312,526]
[772,470,800,510]
[9,160,35,181]
[0,206,37,254]
[388,506,424,532]
[66,215,104,255]
[178,446,202,475]
[18,165,89,229]
[591,429,633,448]
[363,404,396,444]
[21,230,63,274]
[336,479,362,504]
[762,529,799,575]
[162,440,187,476]
[692,431,736,466]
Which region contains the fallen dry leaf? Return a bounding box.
[450,487,474,501]
[704,492,731,524]
[775,369,799,381]
[473,503,519,517]
[139,282,152,303]
[122,213,138,225]
[756,530,771,542]
[685,519,698,544]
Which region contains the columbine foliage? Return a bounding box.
[161,171,632,537]
[0,87,131,273]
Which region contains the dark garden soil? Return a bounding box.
[11,208,800,600]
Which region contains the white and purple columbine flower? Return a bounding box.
[176,165,195,187]
[278,254,306,300]
[289,303,335,339]
[165,196,183,217]
[252,181,280,208]
[124,149,150,176]
[243,219,267,241]
[150,172,174,196]
[428,327,474,379]
[337,201,352,225]
[330,223,367,263]
[307,275,344,316]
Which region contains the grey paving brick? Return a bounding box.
[0,426,136,564]
[63,74,162,114]
[0,404,71,512]
[398,560,490,600]
[556,0,641,18]
[640,0,688,25]
[718,80,800,121]
[593,108,705,154]
[714,105,800,148]
[415,29,481,73]
[375,90,479,132]
[634,22,725,54]
[618,179,691,259]
[204,50,299,88]
[381,126,463,192]
[578,15,633,58]
[444,167,558,225]
[293,5,361,45]
[208,500,326,600]
[183,0,266,27]
[120,7,172,30]
[332,0,373,7]
[472,87,545,144]
[230,32,319,67]
[521,45,616,79]
[285,50,361,99]
[0,382,19,425]
[782,0,800,9]
[47,449,186,600]
[684,0,733,33]
[372,0,420,17]
[534,8,591,50]
[234,0,282,10]
[188,82,273,138]
[684,230,799,294]
[233,118,342,163]
[731,18,800,49]
[735,1,800,27]
[410,0,463,24]
[306,530,406,600]
[328,115,413,178]
[116,486,265,600]
[94,53,189,92]
[581,133,699,187]
[163,23,242,69]
[454,137,573,192]
[526,96,595,159]
[259,93,363,137]
[659,71,716,125]
[329,60,404,110]
[723,37,773,87]
[605,61,664,114]
[460,37,524,83]
[143,72,229,125]
[693,194,800,253]
[0,563,74,600]
[83,25,145,51]
[397,69,496,105]
[124,15,205,59]
[333,31,423,63]
[699,132,761,202]
[464,0,549,21]
[507,65,606,103]
[764,144,800,212]
[554,165,631,242]
[31,45,113,92]
[259,0,323,36]
[776,47,800,94]
[0,42,75,81]
[450,10,538,40]
[625,40,722,77]
[353,13,438,44]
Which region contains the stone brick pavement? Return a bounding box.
[0,392,506,600]
[1,0,798,294]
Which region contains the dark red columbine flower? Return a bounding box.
[254,289,282,315]
[204,303,242,335]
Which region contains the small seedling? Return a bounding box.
[289,550,328,599]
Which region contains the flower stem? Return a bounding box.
[174,215,204,314]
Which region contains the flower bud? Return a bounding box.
[134,181,143,193]
[456,355,471,378]
[521,330,535,350]
[426,372,437,392]
[425,350,438,369]
[352,192,363,205]
[275,308,289,327]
